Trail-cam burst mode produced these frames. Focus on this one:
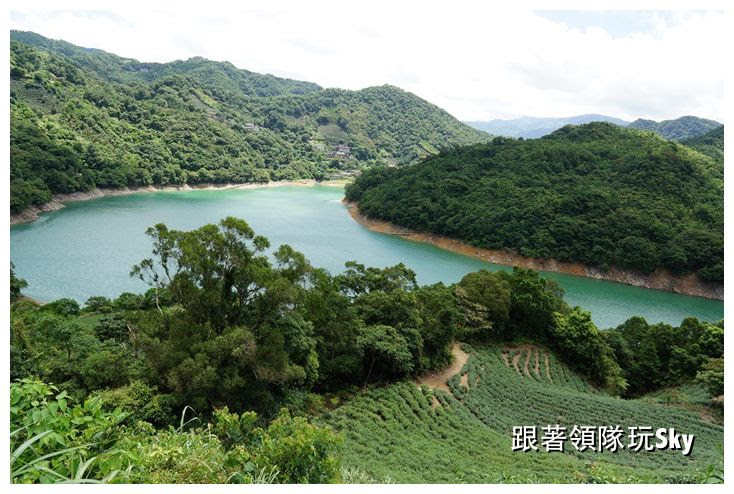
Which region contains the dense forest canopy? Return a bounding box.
[346,122,723,282]
[9,31,490,213]
[681,125,724,167]
[628,115,722,141]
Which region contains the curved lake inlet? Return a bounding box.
[10,185,723,329]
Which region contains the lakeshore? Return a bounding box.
[343,200,723,300]
[10,179,349,225]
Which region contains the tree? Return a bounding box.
[131,217,273,331]
[10,262,27,301]
[607,316,723,397]
[695,358,724,397]
[301,268,363,389]
[357,324,413,386]
[95,313,129,343]
[551,307,625,394]
[414,283,461,370]
[84,296,112,313]
[43,298,80,317]
[456,269,510,336]
[336,261,417,297]
[499,267,567,339]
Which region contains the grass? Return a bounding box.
[321,343,723,483]
[75,313,104,330]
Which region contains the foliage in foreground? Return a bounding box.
[11,379,340,484]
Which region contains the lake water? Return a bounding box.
[10,185,723,328]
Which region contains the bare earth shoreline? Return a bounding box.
[10,179,346,225]
[343,200,723,301]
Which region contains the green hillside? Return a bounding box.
[346,122,723,282]
[323,343,723,483]
[629,116,721,141]
[9,31,490,213]
[681,125,724,167]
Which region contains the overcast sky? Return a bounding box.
[8,1,725,122]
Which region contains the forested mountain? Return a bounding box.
[346,122,723,283]
[465,114,629,138]
[681,125,724,167]
[9,31,490,213]
[629,115,721,141]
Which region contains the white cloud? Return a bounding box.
[8,1,726,122]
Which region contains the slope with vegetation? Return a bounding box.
[323,341,722,483]
[9,218,724,483]
[628,116,721,141]
[681,125,724,167]
[9,30,490,214]
[346,122,724,284]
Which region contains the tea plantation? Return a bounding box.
[322,344,723,483]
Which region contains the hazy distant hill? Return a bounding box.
[464,114,630,138]
[628,116,721,141]
[10,31,490,213]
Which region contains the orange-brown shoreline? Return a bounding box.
[343,200,723,301]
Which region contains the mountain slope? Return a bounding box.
[9,31,490,213]
[628,116,721,141]
[465,114,630,138]
[346,122,723,283]
[323,343,722,482]
[681,125,724,167]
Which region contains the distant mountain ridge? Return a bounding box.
[465,114,630,138]
[628,116,721,141]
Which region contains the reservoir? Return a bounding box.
[10,185,723,329]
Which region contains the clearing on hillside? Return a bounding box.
[416,343,469,393]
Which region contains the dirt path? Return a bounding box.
[460,373,469,388]
[416,343,469,393]
[544,353,552,382]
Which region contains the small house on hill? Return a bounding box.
[327,144,352,159]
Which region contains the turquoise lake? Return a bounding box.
[10,185,723,329]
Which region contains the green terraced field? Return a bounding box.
[322,343,723,483]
